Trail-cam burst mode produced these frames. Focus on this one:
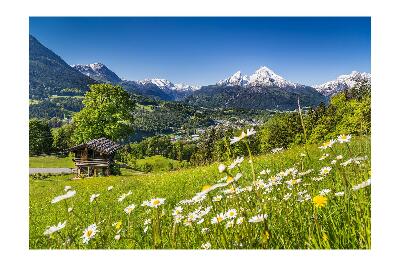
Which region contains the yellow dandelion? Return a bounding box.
[261,231,270,244]
[313,195,328,208]
[113,221,122,230]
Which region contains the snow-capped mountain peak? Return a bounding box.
[217,66,296,88]
[217,70,249,86]
[248,66,296,88]
[72,62,122,83]
[315,71,371,96]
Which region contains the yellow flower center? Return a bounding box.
[202,185,211,191]
[86,229,93,237]
[153,199,160,205]
[226,176,234,183]
[217,216,223,222]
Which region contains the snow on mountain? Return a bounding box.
[72,62,122,83]
[315,71,371,96]
[217,66,296,88]
[248,66,296,88]
[138,78,199,92]
[216,71,249,87]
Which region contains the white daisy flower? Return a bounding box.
[82,224,98,244]
[352,179,371,191]
[187,212,198,222]
[201,242,211,249]
[144,226,149,233]
[236,217,244,225]
[312,176,324,181]
[118,190,132,202]
[331,160,337,165]
[172,206,183,216]
[283,193,292,201]
[230,131,247,144]
[319,153,330,160]
[218,164,226,173]
[44,221,67,235]
[249,214,268,223]
[114,234,121,240]
[67,207,73,213]
[246,128,256,137]
[320,166,332,176]
[51,190,76,204]
[64,186,72,192]
[335,191,345,197]
[212,195,223,202]
[124,204,136,214]
[260,169,271,175]
[225,220,235,228]
[174,214,183,224]
[286,178,302,187]
[223,187,236,195]
[191,194,206,203]
[211,213,225,224]
[201,227,210,234]
[298,169,314,176]
[336,155,343,160]
[300,153,307,157]
[183,219,193,227]
[319,189,331,195]
[340,159,353,166]
[228,156,244,169]
[319,139,336,150]
[337,134,351,143]
[107,186,113,191]
[147,198,166,208]
[90,193,100,203]
[225,209,237,219]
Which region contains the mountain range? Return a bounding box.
[29,35,371,110]
[315,71,371,96]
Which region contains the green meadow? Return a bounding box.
[29,136,370,249]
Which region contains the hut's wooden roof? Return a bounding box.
[68,138,121,155]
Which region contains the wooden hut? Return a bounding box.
[67,137,121,177]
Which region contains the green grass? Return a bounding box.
[29,136,370,249]
[134,155,187,172]
[29,155,75,168]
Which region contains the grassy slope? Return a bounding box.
[29,136,370,249]
[29,155,75,168]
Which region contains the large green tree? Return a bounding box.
[29,119,53,155]
[72,84,136,144]
[52,123,75,152]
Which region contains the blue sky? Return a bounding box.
[29,17,370,86]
